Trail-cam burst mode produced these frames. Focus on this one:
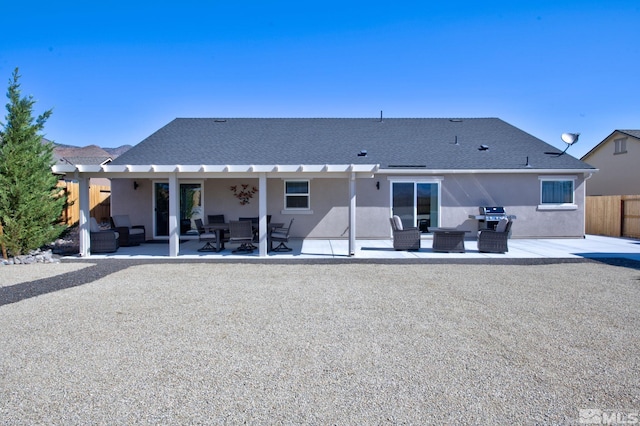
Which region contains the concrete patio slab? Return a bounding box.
[73,235,640,262]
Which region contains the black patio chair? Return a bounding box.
[270,218,294,252]
[229,220,255,253]
[195,218,219,252]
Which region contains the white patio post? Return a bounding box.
[78,176,90,257]
[349,172,356,256]
[258,173,268,256]
[168,172,180,257]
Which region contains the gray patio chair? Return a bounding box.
[195,218,219,252]
[229,220,254,253]
[90,217,119,253]
[389,215,421,251]
[111,214,145,246]
[478,218,513,253]
[270,218,294,252]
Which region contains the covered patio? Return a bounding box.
[70,234,640,262]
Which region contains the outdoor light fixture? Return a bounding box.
[133,181,139,190]
[376,181,380,190]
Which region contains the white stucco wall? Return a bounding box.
[110,172,587,240]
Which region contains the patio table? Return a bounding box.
[428,227,469,253]
[204,222,284,252]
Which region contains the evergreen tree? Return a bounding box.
[0,68,66,257]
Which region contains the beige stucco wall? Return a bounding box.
[582,133,640,196]
[110,172,587,240]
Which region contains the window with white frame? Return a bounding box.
[284,180,310,210]
[614,137,627,154]
[539,176,576,209]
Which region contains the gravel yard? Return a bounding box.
[1,260,639,424]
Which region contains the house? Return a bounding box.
[581,130,640,196]
[52,117,596,257]
[53,143,113,186]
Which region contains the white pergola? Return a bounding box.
[53,163,380,258]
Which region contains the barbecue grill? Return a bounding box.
[468,206,516,230]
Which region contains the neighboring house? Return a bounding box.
[52,117,596,257]
[53,143,113,186]
[581,130,640,196]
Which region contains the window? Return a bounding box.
[284,180,310,210]
[614,137,627,154]
[539,176,577,210]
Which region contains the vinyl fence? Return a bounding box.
[585,195,640,239]
[57,181,111,226]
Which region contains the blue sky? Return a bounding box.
[1,1,639,158]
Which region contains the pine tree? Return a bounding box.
[0,68,66,257]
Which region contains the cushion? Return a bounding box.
[129,228,145,235]
[495,218,509,233]
[112,215,132,228]
[392,215,403,231]
[89,217,101,233]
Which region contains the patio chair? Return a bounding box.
[389,215,421,251]
[207,214,225,224]
[228,220,254,253]
[477,218,513,253]
[90,217,119,253]
[195,218,219,252]
[270,218,294,252]
[111,214,146,246]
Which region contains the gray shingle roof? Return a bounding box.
[618,130,640,139]
[111,118,594,170]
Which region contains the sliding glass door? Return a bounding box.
[153,181,203,238]
[392,181,440,233]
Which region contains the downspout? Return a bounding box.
[583,172,594,238]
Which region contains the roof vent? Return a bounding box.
[214,119,227,123]
[478,144,489,151]
[357,150,368,157]
[449,119,463,122]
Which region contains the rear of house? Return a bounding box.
[99,118,594,241]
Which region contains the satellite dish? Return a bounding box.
[561,133,580,145]
[551,132,580,155]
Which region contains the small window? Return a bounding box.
[614,138,627,155]
[285,180,309,210]
[541,179,574,204]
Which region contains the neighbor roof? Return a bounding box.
[111,118,594,171]
[581,129,640,160]
[54,144,113,166]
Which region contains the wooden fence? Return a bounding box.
[585,195,640,239]
[57,181,111,226]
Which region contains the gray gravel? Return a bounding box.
[1,261,639,424]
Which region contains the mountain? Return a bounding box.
[51,141,132,165]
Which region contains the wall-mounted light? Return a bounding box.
[376,181,380,190]
[133,181,139,190]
